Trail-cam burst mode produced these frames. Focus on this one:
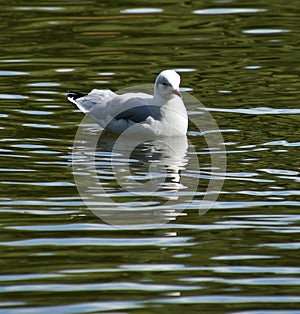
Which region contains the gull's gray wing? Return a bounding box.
[114,104,161,123]
[104,93,161,123]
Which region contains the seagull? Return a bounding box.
[67,70,188,137]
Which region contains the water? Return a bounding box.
[0,0,299,313]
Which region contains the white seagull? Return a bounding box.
[68,70,188,137]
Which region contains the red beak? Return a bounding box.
[173,89,182,98]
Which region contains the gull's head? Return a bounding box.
[154,70,182,99]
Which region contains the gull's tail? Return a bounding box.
[67,89,116,114]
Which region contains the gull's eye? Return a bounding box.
[161,82,170,87]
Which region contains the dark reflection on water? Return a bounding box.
[0,0,300,313]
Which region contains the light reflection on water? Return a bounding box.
[0,1,300,313]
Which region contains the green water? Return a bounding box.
[0,0,300,313]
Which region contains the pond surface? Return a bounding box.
[1,0,300,313]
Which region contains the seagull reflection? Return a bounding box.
[96,133,188,200]
[72,121,193,227]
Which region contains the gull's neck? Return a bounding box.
[153,89,173,106]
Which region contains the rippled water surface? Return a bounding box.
[1,0,299,313]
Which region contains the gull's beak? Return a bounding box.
[173,89,182,98]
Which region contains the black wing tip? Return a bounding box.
[67,91,86,100]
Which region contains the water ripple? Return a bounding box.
[0,236,194,247]
[155,295,300,304]
[263,140,300,147]
[193,8,266,15]
[243,29,290,34]
[206,107,300,115]
[0,94,28,100]
[121,8,163,14]
[16,6,64,11]
[211,255,279,261]
[1,282,198,293]
[0,71,28,76]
